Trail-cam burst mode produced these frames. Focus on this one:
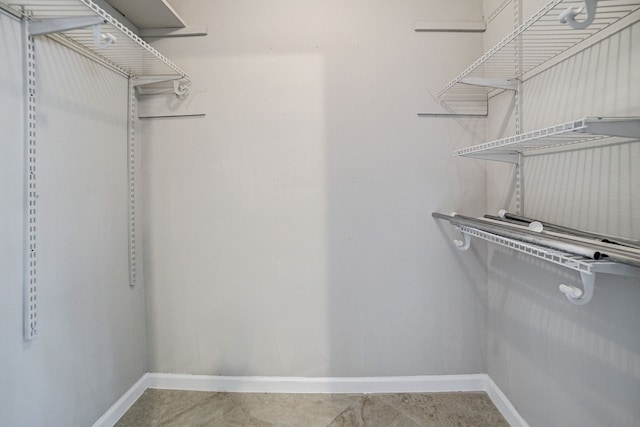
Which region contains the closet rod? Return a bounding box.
[432,212,640,268]
[488,211,640,250]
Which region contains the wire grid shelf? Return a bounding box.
[4,0,190,80]
[457,224,603,275]
[453,117,640,158]
[438,0,640,100]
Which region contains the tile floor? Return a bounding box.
[115,389,510,426]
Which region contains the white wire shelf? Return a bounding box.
[459,225,603,274]
[438,0,640,103]
[2,0,190,81]
[453,117,640,162]
[434,210,640,304]
[458,224,640,279]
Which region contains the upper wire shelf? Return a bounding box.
[438,0,640,103]
[2,0,190,81]
[453,117,640,162]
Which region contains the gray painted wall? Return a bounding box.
[140,0,489,376]
[0,12,147,427]
[5,1,636,426]
[484,1,640,426]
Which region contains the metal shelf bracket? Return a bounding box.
[132,75,190,97]
[559,0,598,30]
[459,77,518,91]
[131,75,183,87]
[28,16,105,36]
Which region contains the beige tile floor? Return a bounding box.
[115,389,510,426]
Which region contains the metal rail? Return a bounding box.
[491,211,640,249]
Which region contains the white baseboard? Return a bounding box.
[147,373,489,394]
[484,376,530,427]
[92,374,151,427]
[94,373,528,427]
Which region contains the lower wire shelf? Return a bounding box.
[442,221,640,306]
[457,225,634,276]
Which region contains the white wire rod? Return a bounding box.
[516,41,594,46]
[48,32,130,77]
[438,0,640,97]
[487,0,512,23]
[521,24,610,31]
[453,117,639,157]
[5,0,190,80]
[457,225,598,274]
[0,1,20,17]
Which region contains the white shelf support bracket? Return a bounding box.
[414,20,486,33]
[140,26,209,38]
[559,0,598,30]
[132,76,190,97]
[559,271,595,305]
[584,118,640,139]
[131,75,183,87]
[450,214,472,251]
[28,16,105,36]
[463,152,520,163]
[459,77,518,91]
[92,23,116,49]
[173,80,190,97]
[454,231,472,251]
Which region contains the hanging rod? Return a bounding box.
[490,210,640,250]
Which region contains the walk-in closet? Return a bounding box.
[1,1,639,426]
